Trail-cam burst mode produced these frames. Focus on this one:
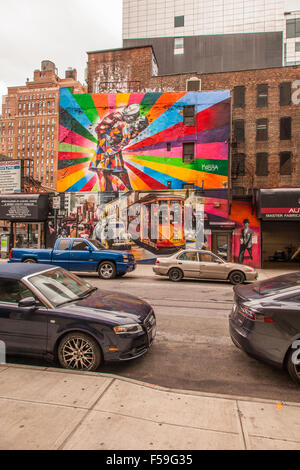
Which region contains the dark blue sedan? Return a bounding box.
[0,263,156,371]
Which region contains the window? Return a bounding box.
[233,120,245,142]
[280,82,291,106]
[174,37,184,55]
[182,142,195,163]
[0,279,34,304]
[280,152,292,175]
[199,253,221,263]
[286,18,300,39]
[183,106,195,126]
[257,84,268,107]
[233,86,245,108]
[177,251,199,261]
[72,240,89,251]
[296,42,300,52]
[256,153,268,176]
[174,15,184,27]
[167,142,171,151]
[280,117,292,140]
[57,239,71,251]
[232,153,245,176]
[186,78,201,91]
[256,118,268,141]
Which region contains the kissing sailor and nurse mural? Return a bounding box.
[57,89,260,267]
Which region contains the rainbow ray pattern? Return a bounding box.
[58,89,230,192]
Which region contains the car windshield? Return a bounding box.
[88,239,107,250]
[27,268,95,307]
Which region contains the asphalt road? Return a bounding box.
[8,266,300,402]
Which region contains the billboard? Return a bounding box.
[58,89,230,192]
[0,160,21,194]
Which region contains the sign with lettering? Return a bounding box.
[0,160,21,194]
[0,194,49,221]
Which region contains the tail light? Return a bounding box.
[238,304,256,321]
[238,304,274,323]
[9,249,12,259]
[155,259,159,264]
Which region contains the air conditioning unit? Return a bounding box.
[186,77,201,92]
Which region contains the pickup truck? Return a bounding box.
[8,238,136,279]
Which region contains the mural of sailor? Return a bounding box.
[89,104,149,191]
[238,218,254,264]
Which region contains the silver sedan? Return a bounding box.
[152,249,258,284]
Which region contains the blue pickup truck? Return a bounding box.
[8,238,136,279]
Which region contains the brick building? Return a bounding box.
[0,60,86,191]
[86,45,300,267]
[87,46,300,193]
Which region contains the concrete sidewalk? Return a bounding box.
[0,363,300,450]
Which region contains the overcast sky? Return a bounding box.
[0,0,299,98]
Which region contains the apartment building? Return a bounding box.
[0,60,86,190]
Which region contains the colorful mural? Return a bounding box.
[58,89,231,192]
[48,189,261,268]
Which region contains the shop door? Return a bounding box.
[212,232,232,261]
[14,223,45,249]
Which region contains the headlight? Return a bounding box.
[113,324,143,335]
[122,254,130,262]
[245,267,254,272]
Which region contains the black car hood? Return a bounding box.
[58,288,152,324]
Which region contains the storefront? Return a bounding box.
[0,194,50,254]
[257,188,300,268]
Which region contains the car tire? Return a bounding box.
[286,348,300,384]
[98,261,116,279]
[168,267,183,282]
[57,332,102,371]
[22,258,37,263]
[229,271,245,285]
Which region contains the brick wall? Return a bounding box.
[87,47,300,190]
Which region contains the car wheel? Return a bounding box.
[58,332,102,371]
[286,348,300,384]
[98,261,116,279]
[22,258,37,263]
[229,271,245,285]
[168,267,183,282]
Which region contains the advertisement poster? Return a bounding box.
[0,160,21,194]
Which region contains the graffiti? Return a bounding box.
[58,89,230,193]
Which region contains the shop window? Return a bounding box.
[280,117,292,140]
[233,119,245,142]
[256,153,268,176]
[233,86,245,108]
[182,142,195,163]
[257,84,268,107]
[174,15,184,27]
[256,118,268,141]
[183,106,195,126]
[280,152,292,175]
[280,83,291,106]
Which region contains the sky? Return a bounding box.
[0,0,299,98]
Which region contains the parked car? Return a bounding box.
[229,271,300,383]
[0,263,156,371]
[153,249,257,284]
[8,238,136,279]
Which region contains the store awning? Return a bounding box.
[257,188,300,220]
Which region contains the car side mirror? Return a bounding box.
[18,297,38,309]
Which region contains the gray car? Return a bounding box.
[153,249,258,284]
